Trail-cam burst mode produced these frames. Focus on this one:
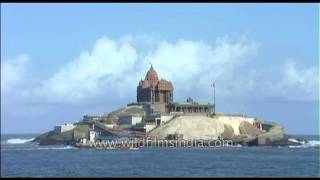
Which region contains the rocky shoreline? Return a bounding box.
[32,103,304,148]
[32,122,303,147]
[31,65,305,148]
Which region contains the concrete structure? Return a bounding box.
[83,115,108,122]
[118,114,142,126]
[54,123,76,134]
[131,113,162,132]
[160,115,174,124]
[167,97,213,114]
[144,122,157,133]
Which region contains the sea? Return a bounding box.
[1,134,319,177]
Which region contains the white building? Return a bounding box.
[54,123,76,134]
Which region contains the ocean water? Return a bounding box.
[1,134,319,177]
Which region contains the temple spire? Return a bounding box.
[145,63,158,81]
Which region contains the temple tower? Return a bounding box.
[137,65,174,104]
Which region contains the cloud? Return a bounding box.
[278,59,318,101]
[29,36,139,103]
[3,35,317,106]
[147,36,259,100]
[1,54,30,94]
[22,35,259,104]
[248,59,318,102]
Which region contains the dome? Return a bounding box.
[145,65,159,81]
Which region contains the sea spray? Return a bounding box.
[2,145,77,151]
[288,138,320,148]
[6,138,35,144]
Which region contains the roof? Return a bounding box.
[138,65,174,91]
[145,65,159,81]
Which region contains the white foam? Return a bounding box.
[235,144,242,148]
[6,145,77,151]
[305,140,320,147]
[288,139,320,148]
[288,138,301,144]
[6,138,34,144]
[36,146,76,150]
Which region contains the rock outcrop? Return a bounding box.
[148,115,259,140]
[34,113,301,147]
[247,124,286,146]
[147,114,298,146]
[33,124,90,145]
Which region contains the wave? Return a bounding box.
[35,146,77,150]
[6,138,35,144]
[288,138,320,148]
[228,144,242,148]
[3,145,77,151]
[288,138,305,144]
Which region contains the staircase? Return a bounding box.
[147,114,180,134]
[84,120,128,136]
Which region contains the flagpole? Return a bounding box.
[213,82,215,114]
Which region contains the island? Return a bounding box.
[33,65,302,148]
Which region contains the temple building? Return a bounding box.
[134,65,213,114]
[137,65,173,104]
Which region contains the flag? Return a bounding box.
[210,82,215,88]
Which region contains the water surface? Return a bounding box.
[1,134,319,177]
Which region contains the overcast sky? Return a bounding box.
[1,3,318,134]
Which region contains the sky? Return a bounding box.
[1,3,319,135]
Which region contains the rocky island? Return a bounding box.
[33,65,302,147]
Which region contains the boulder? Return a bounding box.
[239,121,263,137]
[247,125,285,146]
[220,125,235,139]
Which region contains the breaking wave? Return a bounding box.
[34,146,77,150]
[288,138,304,144]
[6,138,35,144]
[288,138,320,148]
[3,145,77,151]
